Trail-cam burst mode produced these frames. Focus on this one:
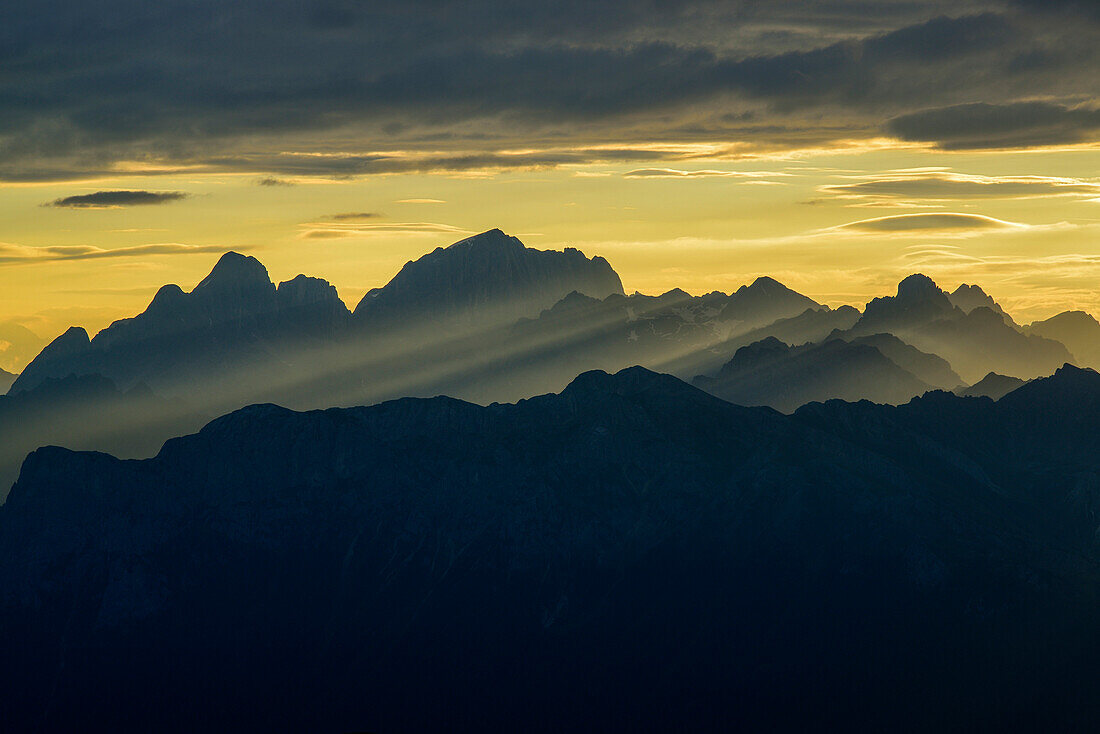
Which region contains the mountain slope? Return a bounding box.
[0,368,13,394]
[2,367,1099,731]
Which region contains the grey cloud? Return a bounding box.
[48,190,189,208]
[837,212,1022,232]
[886,102,1100,149]
[328,212,381,220]
[822,172,1100,200]
[0,2,1095,179]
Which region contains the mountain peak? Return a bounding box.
[447,228,522,253]
[353,229,624,325]
[193,252,273,294]
[897,273,942,299]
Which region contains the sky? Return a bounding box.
[1,0,1098,365]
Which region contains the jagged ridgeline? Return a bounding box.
[2,228,1099,499]
[2,366,1100,731]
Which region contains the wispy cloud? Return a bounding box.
[297,222,468,239]
[622,168,791,180]
[0,242,227,264]
[256,177,294,187]
[395,198,446,204]
[328,212,381,221]
[836,212,1026,232]
[48,190,189,209]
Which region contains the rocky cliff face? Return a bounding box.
[2,366,1099,732]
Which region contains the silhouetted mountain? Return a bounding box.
[948,283,1013,323]
[956,372,1027,400]
[854,273,960,334]
[0,374,207,498]
[852,275,1072,382]
[694,336,931,411]
[1027,310,1100,369]
[910,306,1073,382]
[0,321,44,374]
[353,228,624,327]
[12,253,353,398]
[833,332,962,389]
[0,368,14,393]
[3,366,1099,732]
[719,275,821,330]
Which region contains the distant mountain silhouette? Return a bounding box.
[694,336,931,411]
[3,366,1100,731]
[854,273,960,334]
[12,252,353,398]
[0,321,44,374]
[831,332,962,389]
[1027,310,1100,369]
[0,374,207,498]
[956,371,1028,400]
[719,276,821,330]
[947,283,1013,323]
[910,306,1073,382]
[354,228,624,327]
[0,368,14,394]
[852,275,1072,382]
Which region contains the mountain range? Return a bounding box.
[2,365,1098,731]
[3,228,1097,497]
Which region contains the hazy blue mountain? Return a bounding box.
[694,336,931,411]
[852,275,1073,382]
[956,372,1028,400]
[1027,310,1100,369]
[0,368,14,394]
[0,374,208,498]
[353,228,624,327]
[12,252,353,398]
[0,321,45,374]
[947,283,1013,323]
[2,366,1099,732]
[719,275,821,331]
[833,332,963,389]
[910,306,1073,383]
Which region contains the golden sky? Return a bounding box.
[1,1,1098,362]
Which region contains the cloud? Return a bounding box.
[256,177,294,186]
[836,213,1025,232]
[297,222,468,239]
[0,242,228,264]
[0,4,1095,179]
[48,190,189,209]
[328,212,381,220]
[822,172,1100,201]
[623,168,790,179]
[395,198,446,204]
[886,102,1100,149]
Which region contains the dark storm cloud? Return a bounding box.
[48,191,189,208]
[886,102,1100,149]
[0,1,1095,179]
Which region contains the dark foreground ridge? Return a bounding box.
[2,366,1100,732]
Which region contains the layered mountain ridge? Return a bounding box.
[3,365,1099,731]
